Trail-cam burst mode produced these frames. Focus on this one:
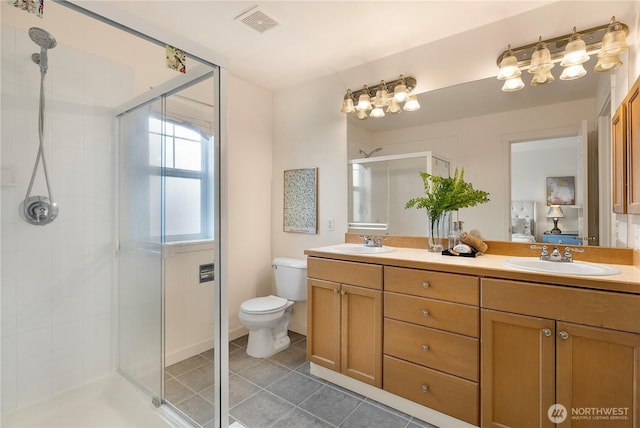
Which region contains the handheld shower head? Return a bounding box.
[28,27,57,49]
[29,27,56,74]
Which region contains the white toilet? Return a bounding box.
[238,257,307,358]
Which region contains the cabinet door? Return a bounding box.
[627,80,640,214]
[307,278,341,371]
[613,103,627,214]
[481,309,555,428]
[556,322,640,428]
[341,284,382,387]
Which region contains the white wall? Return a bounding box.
[227,75,274,338]
[1,24,130,411]
[164,241,215,365]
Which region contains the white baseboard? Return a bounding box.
[165,338,214,366]
[288,320,307,336]
[228,326,249,342]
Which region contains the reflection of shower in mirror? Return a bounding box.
[359,147,383,158]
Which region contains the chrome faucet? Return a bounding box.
[361,235,385,247]
[549,246,562,262]
[530,244,584,262]
[561,246,585,262]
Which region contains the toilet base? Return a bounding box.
[246,330,291,358]
[244,305,293,358]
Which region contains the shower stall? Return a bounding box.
[1,2,223,426]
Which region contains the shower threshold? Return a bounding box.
[2,374,181,427]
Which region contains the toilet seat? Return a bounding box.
[240,295,289,315]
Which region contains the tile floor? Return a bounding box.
[165,332,438,428]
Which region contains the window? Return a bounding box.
[149,116,213,242]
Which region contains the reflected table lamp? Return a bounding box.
[547,205,564,234]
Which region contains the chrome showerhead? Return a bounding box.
[28,28,55,74]
[28,27,56,49]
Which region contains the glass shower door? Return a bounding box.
[117,99,164,403]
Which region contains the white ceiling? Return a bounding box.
[103,1,555,91]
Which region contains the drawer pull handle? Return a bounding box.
[542,328,552,337]
[422,282,430,289]
[421,385,429,393]
[559,331,570,340]
[422,309,429,317]
[421,344,429,352]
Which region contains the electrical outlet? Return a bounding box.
[328,217,334,231]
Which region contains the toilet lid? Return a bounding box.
[241,295,289,314]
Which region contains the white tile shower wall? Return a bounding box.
[1,26,134,412]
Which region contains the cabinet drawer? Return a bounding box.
[307,257,382,289]
[384,318,479,381]
[384,292,478,337]
[384,355,479,426]
[482,278,640,333]
[384,266,478,305]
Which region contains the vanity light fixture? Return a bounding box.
[341,75,420,120]
[496,16,629,92]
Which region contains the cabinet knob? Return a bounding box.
[559,331,570,340]
[340,290,346,296]
[542,328,552,337]
[421,385,429,393]
[333,288,339,294]
[421,344,429,352]
[421,309,429,317]
[422,282,430,289]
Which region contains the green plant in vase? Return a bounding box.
[405,168,490,251]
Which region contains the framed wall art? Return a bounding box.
[546,176,575,205]
[283,167,318,234]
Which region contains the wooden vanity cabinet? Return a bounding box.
[613,75,640,214]
[306,257,383,387]
[382,266,480,426]
[481,278,640,428]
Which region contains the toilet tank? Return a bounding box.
[272,257,307,301]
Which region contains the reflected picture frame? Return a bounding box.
[546,176,575,205]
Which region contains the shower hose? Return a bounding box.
[23,68,55,216]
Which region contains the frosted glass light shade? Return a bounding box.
[497,50,521,80]
[386,98,401,114]
[356,92,372,111]
[601,19,629,55]
[370,107,385,118]
[594,51,623,72]
[560,63,586,80]
[341,97,354,113]
[356,109,368,120]
[502,76,524,92]
[403,95,420,111]
[560,32,589,66]
[393,83,408,103]
[530,68,555,86]
[528,40,553,74]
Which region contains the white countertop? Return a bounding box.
[305,243,640,294]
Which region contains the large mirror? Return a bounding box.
[347,54,615,246]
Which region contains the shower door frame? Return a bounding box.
[115,65,225,425]
[58,2,229,426]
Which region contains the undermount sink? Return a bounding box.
[503,257,620,276]
[324,243,395,254]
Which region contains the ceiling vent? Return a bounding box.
[235,6,280,34]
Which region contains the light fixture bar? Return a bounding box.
[349,76,417,101]
[496,22,628,70]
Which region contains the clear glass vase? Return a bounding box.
[427,211,448,252]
